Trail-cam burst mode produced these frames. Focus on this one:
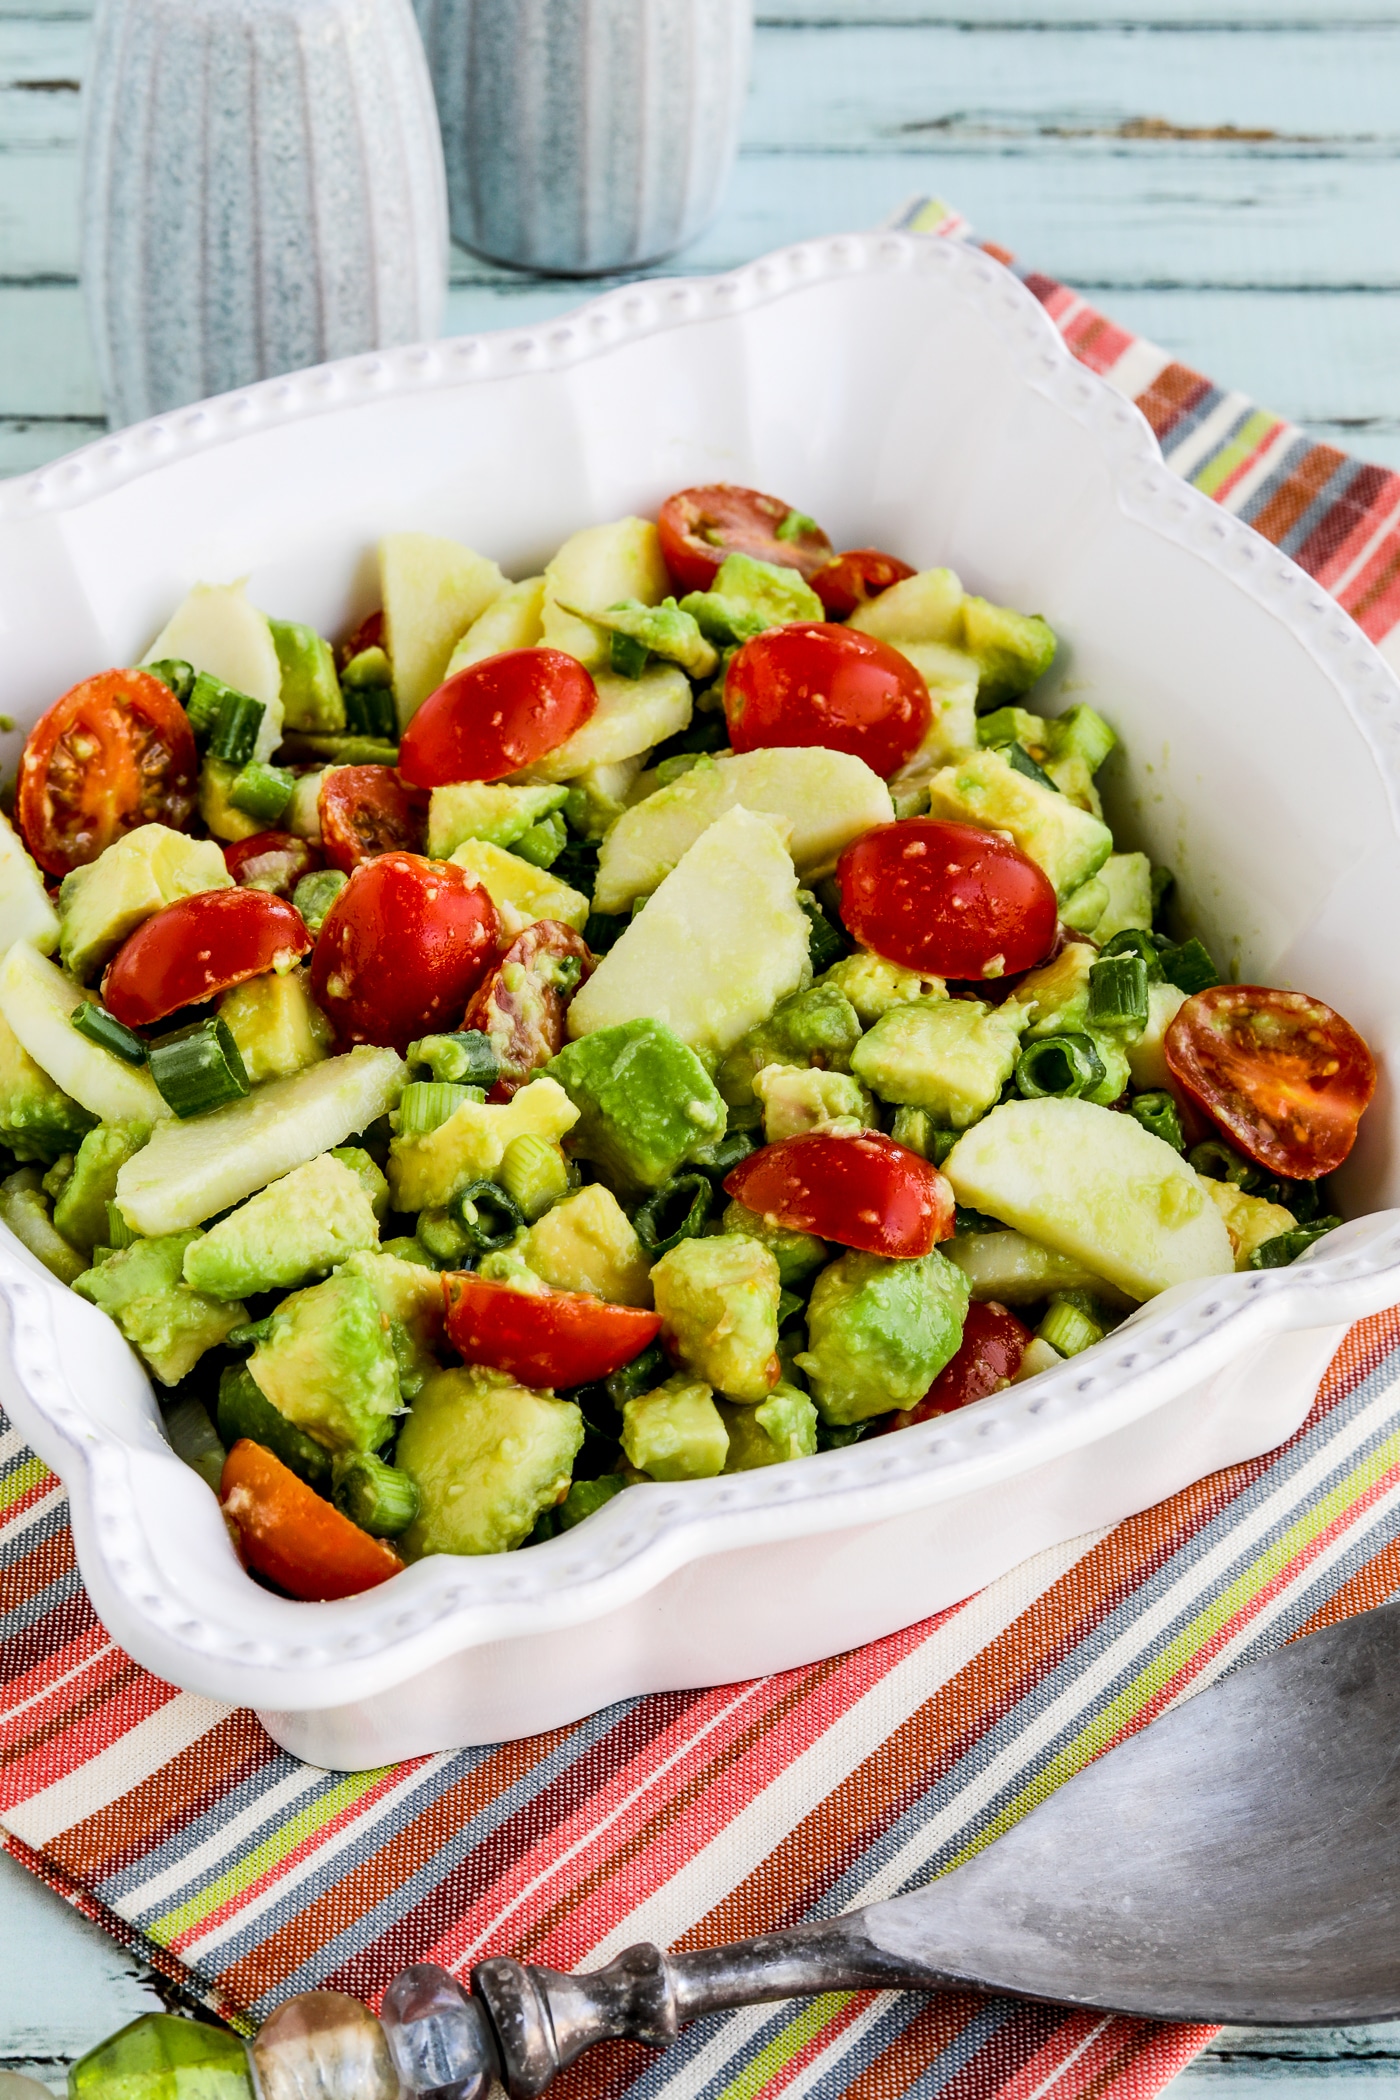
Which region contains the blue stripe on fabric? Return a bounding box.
[0,1497,74,1570]
[1229,429,1314,525]
[1276,453,1365,561]
[0,1564,85,1647]
[1154,382,1225,462]
[1170,399,1258,485]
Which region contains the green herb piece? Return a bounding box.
[332,1449,419,1535]
[1158,935,1220,995]
[1014,1032,1106,1101]
[397,1081,477,1136]
[407,1030,499,1088]
[1087,952,1149,1032]
[148,1017,250,1118]
[71,1001,149,1066]
[451,1179,526,1253]
[146,658,195,705]
[228,760,295,826]
[1248,1218,1343,1269]
[1128,1090,1185,1151]
[633,1172,712,1257]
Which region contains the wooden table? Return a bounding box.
[2,0,1397,2086]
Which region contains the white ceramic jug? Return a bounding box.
[413,0,752,275]
[82,0,449,429]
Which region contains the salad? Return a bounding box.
[0,484,1378,1603]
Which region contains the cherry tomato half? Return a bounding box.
[810,548,916,619]
[102,888,311,1027]
[224,831,320,896]
[837,819,1057,982]
[1165,985,1376,1180]
[221,1442,403,1601]
[888,1301,1032,1431]
[724,623,931,779]
[310,851,499,1052]
[319,764,423,873]
[724,1131,954,1259]
[462,920,594,1097]
[444,1273,662,1389]
[17,668,198,878]
[340,608,384,668]
[398,649,597,788]
[657,484,834,594]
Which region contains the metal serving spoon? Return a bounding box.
[382,1599,1400,2100]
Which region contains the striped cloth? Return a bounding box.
[6,215,1400,2100]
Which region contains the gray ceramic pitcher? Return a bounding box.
[413,0,752,275]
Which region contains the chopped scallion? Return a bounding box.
[609,629,650,678]
[291,867,348,935]
[1099,928,1162,979]
[341,683,398,740]
[513,812,568,869]
[1015,1031,1105,1100]
[146,658,195,705]
[451,1179,526,1253]
[797,887,850,972]
[606,1341,667,1408]
[1128,1090,1185,1152]
[1248,1218,1343,1269]
[1158,935,1220,995]
[406,1030,499,1088]
[71,1000,148,1066]
[1087,952,1149,1032]
[1038,1293,1106,1358]
[147,1017,251,1118]
[184,672,227,742]
[416,1205,474,1266]
[228,760,295,825]
[633,1172,712,1256]
[207,687,267,766]
[775,507,820,544]
[332,1450,419,1536]
[105,1200,139,1250]
[691,1130,758,1178]
[500,1133,570,1221]
[1188,1138,1258,1190]
[584,910,628,953]
[1005,741,1059,792]
[397,1081,475,1135]
[217,1363,330,1489]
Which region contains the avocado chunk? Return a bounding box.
[343,1247,444,1399]
[0,1005,98,1163]
[820,950,946,1025]
[795,1249,970,1425]
[396,1365,584,1557]
[718,981,863,1118]
[448,836,589,935]
[388,1074,579,1213]
[331,1144,390,1220]
[198,756,264,843]
[622,1374,729,1481]
[53,1120,150,1252]
[246,1263,400,1453]
[569,596,717,682]
[852,999,1026,1127]
[182,1151,380,1299]
[0,1168,87,1284]
[545,1020,725,1194]
[58,825,233,981]
[926,749,1112,901]
[219,967,333,1085]
[960,596,1057,705]
[651,1232,781,1402]
[541,516,670,670]
[1126,982,1188,1091]
[518,1183,652,1306]
[428,782,569,862]
[679,552,823,644]
[74,1230,247,1384]
[847,567,964,646]
[268,618,345,733]
[753,1064,875,1142]
[720,1199,829,1289]
[720,1384,818,1470]
[1087,852,1153,945]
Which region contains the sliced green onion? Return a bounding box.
[105,1199,139,1250]
[610,630,650,679]
[1188,1138,1258,1189]
[817,1420,868,1450]
[408,1030,499,1089]
[1005,741,1059,793]
[148,1017,250,1118]
[1087,953,1149,1032]
[416,1204,474,1266]
[341,683,398,740]
[633,1172,712,1256]
[292,867,348,935]
[691,1131,758,1179]
[1158,935,1220,995]
[217,1363,330,1490]
[71,1001,148,1066]
[281,732,399,766]
[1277,1176,1327,1225]
[558,1474,628,1530]
[552,836,599,899]
[451,1179,526,1253]
[775,507,820,543]
[228,760,295,825]
[208,691,267,766]
[147,658,195,705]
[1248,1217,1343,1269]
[1038,1293,1106,1358]
[797,888,850,972]
[777,1288,805,1329]
[184,672,227,742]
[500,1133,570,1221]
[584,911,628,954]
[332,1450,419,1535]
[397,1081,475,1135]
[1015,1032,1105,1100]
[1047,704,1116,772]
[1099,928,1162,980]
[513,812,568,869]
[162,1397,227,1493]
[606,1341,667,1409]
[1128,1090,1185,1152]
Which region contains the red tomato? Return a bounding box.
[310,851,499,1052]
[657,484,834,594]
[724,623,931,778]
[397,650,596,788]
[837,819,1057,982]
[444,1273,662,1389]
[1165,985,1376,1180]
[224,831,320,896]
[340,608,384,667]
[221,1442,403,1601]
[724,1131,954,1259]
[810,548,916,618]
[318,764,423,872]
[102,888,311,1027]
[462,921,594,1097]
[17,669,198,878]
[889,1302,1032,1430]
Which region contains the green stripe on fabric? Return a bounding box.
[715,1993,856,2100]
[1190,409,1282,499]
[0,1453,50,1513]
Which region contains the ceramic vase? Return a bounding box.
[81,0,449,429]
[412,0,752,275]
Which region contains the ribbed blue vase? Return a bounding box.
[412,0,752,276]
[82,0,449,429]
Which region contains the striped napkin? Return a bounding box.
[6,209,1400,2100]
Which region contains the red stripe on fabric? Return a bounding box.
[1,1651,181,1807]
[1133,366,1212,443]
[1337,533,1400,643]
[1305,474,1400,597]
[986,2008,1116,2100]
[0,1522,79,1617]
[1211,418,1292,507]
[1292,462,1394,579]
[0,1588,104,1693]
[1062,309,1135,377]
[1295,1529,1400,1636]
[0,1472,63,1533]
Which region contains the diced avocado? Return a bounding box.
[199,757,264,843]
[622,1373,728,1481]
[341,644,393,691]
[978,705,1049,754]
[182,1151,380,1298]
[821,950,946,1026]
[847,567,964,645]
[1088,853,1153,945]
[427,782,568,861]
[541,517,670,670]
[0,1168,87,1283]
[519,1183,652,1305]
[217,1362,331,1490]
[945,1228,1131,1308]
[1127,982,1188,1091]
[521,662,693,781]
[219,966,333,1085]
[927,749,1112,901]
[0,942,167,1126]
[960,596,1057,705]
[753,1064,875,1142]
[943,1097,1233,1300]
[1059,877,1109,934]
[567,596,717,682]
[445,575,546,675]
[718,981,863,1116]
[397,1364,584,1556]
[343,1247,444,1399]
[795,1249,970,1425]
[388,1074,579,1213]
[116,1045,405,1235]
[546,1020,723,1193]
[74,1230,246,1383]
[1048,704,1117,773]
[0,810,59,957]
[720,1198,829,1288]
[0,1004,98,1162]
[53,1120,149,1252]
[1041,750,1101,816]
[380,532,509,724]
[58,824,232,981]
[1199,1178,1299,1272]
[593,747,892,914]
[448,837,589,936]
[721,1384,818,1470]
[852,999,1026,1127]
[331,1144,389,1219]
[651,1232,781,1402]
[268,618,345,733]
[562,756,645,840]
[247,1263,400,1453]
[569,807,810,1065]
[679,552,823,646]
[143,581,282,708]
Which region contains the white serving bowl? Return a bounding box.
[4,232,1400,1771]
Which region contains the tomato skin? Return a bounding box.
[221,1441,403,1601]
[224,831,320,895]
[724,623,931,778]
[318,764,423,872]
[444,1273,662,1388]
[398,649,597,788]
[724,1131,954,1259]
[102,888,311,1027]
[1165,985,1376,1180]
[310,851,499,1052]
[837,819,1058,981]
[17,669,198,878]
[888,1302,1032,1430]
[657,484,834,594]
[810,548,916,618]
[462,920,594,1097]
[340,608,384,667]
